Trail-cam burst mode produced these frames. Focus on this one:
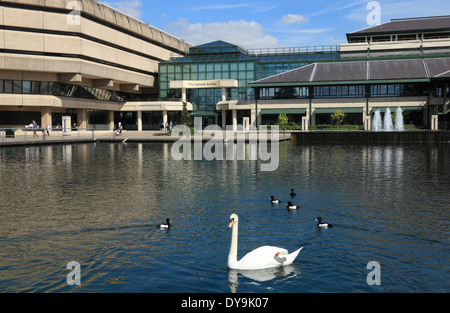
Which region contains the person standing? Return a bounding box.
[32,120,39,138]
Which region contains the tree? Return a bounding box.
[277,113,289,126]
[180,102,192,126]
[331,110,345,125]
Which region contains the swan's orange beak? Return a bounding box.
[228,219,235,229]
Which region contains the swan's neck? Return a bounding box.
[228,223,238,268]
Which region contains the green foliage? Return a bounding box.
[331,110,346,125]
[309,125,364,130]
[180,102,192,126]
[276,113,289,126]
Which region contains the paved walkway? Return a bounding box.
[0,129,293,147]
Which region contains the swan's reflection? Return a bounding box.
[228,265,300,293]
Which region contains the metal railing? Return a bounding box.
[248,45,340,56]
[0,128,96,143]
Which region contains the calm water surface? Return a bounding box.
[0,141,449,293]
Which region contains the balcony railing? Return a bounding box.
[248,45,340,56]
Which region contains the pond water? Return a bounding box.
[0,141,448,293]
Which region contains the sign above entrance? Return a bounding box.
[170,79,238,89]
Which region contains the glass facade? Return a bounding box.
[159,41,340,112]
[256,83,430,100]
[159,60,257,106]
[0,80,155,102]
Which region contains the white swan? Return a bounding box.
[227,214,303,270]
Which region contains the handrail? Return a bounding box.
[248,45,340,56]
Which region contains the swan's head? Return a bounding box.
[228,214,239,229]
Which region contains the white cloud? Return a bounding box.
[279,14,309,25]
[166,18,279,49]
[102,0,143,19]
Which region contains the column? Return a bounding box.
[431,115,439,130]
[365,116,371,131]
[221,87,226,102]
[78,108,87,130]
[163,110,168,130]
[222,109,226,129]
[250,108,257,127]
[109,110,115,131]
[137,110,143,132]
[41,107,52,130]
[232,109,237,131]
[310,112,316,126]
[182,88,187,103]
[302,116,309,131]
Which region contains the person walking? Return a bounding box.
[32,120,39,138]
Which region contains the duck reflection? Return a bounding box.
[228,265,300,293]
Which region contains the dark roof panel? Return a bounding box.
[348,16,450,35]
[425,57,450,77]
[313,61,367,81]
[370,59,427,80]
[251,57,450,86]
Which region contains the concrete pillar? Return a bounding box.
[302,116,309,131]
[222,109,226,129]
[163,110,168,130]
[243,117,250,131]
[431,115,439,130]
[221,87,226,102]
[310,110,316,126]
[182,88,187,102]
[109,110,115,131]
[41,107,52,129]
[232,109,237,131]
[251,109,257,127]
[137,110,142,131]
[78,108,87,130]
[365,115,371,131]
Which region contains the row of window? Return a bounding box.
[159,61,307,83]
[348,31,450,43]
[0,80,157,102]
[257,83,430,99]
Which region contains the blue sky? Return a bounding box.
[102,0,450,49]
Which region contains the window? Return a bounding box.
[0,80,3,93]
[22,81,31,94]
[13,81,22,94]
[31,81,40,94]
[40,82,49,94]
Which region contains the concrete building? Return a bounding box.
[167,16,450,130]
[0,0,191,131]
